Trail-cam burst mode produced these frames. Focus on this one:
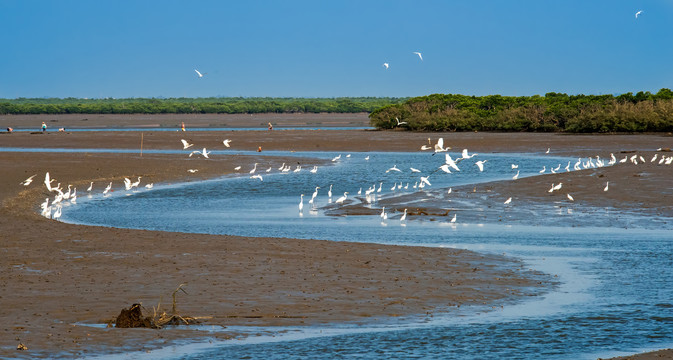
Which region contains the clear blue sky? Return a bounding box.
[1,0,672,99]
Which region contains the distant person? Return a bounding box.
[41,122,47,132]
[7,127,13,133]
[181,122,186,131]
[268,122,273,131]
[58,127,65,132]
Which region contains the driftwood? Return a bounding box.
[114,284,207,329]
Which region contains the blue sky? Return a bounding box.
[1,1,672,98]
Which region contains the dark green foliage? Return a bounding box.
[369,89,673,133]
[0,97,406,115]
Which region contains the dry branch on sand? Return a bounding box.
[113,284,210,329]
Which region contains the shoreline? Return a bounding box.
[1,117,672,358]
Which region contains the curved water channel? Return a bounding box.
[45,150,673,359]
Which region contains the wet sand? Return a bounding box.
[1,114,672,358]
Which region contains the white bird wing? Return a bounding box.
[445,154,461,171]
[476,162,484,172]
[462,149,469,158]
[434,138,444,152]
[223,139,231,147]
[194,69,203,77]
[181,139,193,149]
[413,52,423,61]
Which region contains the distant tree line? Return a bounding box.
[369,89,673,133]
[0,97,406,115]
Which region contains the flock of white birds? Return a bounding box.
[26,134,671,226]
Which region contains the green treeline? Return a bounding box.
[0,97,406,115]
[369,89,673,133]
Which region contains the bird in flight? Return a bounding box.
[413,52,423,61]
[20,174,37,186]
[181,139,194,149]
[635,10,643,18]
[383,62,389,69]
[395,117,407,126]
[194,69,205,78]
[222,139,232,148]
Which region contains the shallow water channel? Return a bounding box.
[56,151,672,359]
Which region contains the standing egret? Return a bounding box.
[309,187,320,207]
[380,207,386,219]
[299,194,304,212]
[604,181,609,192]
[539,166,546,174]
[249,163,258,174]
[504,197,512,205]
[335,192,349,204]
[450,213,457,223]
[512,170,520,180]
[364,156,370,161]
[328,184,333,199]
[400,208,407,222]
[145,183,154,189]
[567,193,574,201]
[87,182,93,192]
[310,166,318,174]
[103,182,112,195]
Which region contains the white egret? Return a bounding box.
[567,193,574,201]
[124,178,132,191]
[604,181,609,192]
[278,163,286,170]
[635,10,643,18]
[545,148,550,154]
[548,183,555,193]
[450,213,457,223]
[395,117,407,126]
[266,166,272,172]
[234,166,241,171]
[504,197,512,205]
[512,170,520,180]
[420,176,431,186]
[332,154,341,162]
[421,145,431,151]
[364,156,370,161]
[553,183,563,191]
[250,163,258,174]
[70,188,77,203]
[445,153,461,171]
[87,182,93,192]
[511,164,519,169]
[223,139,232,147]
[20,175,37,186]
[539,166,546,174]
[447,188,452,194]
[335,192,349,204]
[386,165,402,173]
[145,183,154,189]
[188,169,199,173]
[44,172,55,192]
[400,208,407,222]
[328,184,333,198]
[380,207,386,219]
[413,51,423,61]
[438,164,452,173]
[309,187,320,206]
[461,149,477,159]
[131,177,142,189]
[103,182,112,195]
[250,174,263,181]
[181,139,194,149]
[357,187,362,195]
[434,138,448,153]
[383,62,389,69]
[52,205,62,220]
[194,69,204,78]
[377,182,383,193]
[299,194,304,212]
[475,160,488,172]
[310,166,318,174]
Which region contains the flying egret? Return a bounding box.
[413,51,423,61]
[223,139,232,147]
[20,175,37,186]
[188,169,199,173]
[383,62,389,69]
[420,176,431,186]
[445,154,461,171]
[44,172,55,192]
[434,138,448,153]
[635,10,643,18]
[511,164,519,169]
[250,174,263,181]
[189,148,210,158]
[234,166,241,171]
[439,164,452,173]
[461,149,476,159]
[124,178,132,191]
[181,139,194,149]
[504,197,512,205]
[332,154,341,162]
[421,145,431,151]
[386,165,402,173]
[335,192,349,204]
[395,117,407,126]
[194,69,205,78]
[475,160,487,172]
